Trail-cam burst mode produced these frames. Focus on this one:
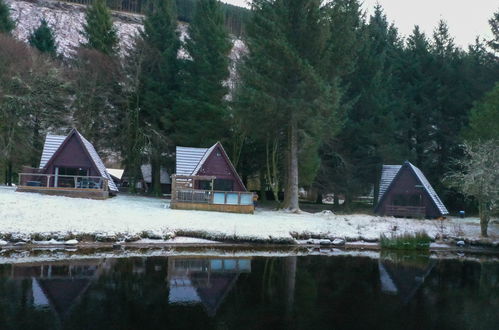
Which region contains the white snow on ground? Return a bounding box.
[0,189,497,243]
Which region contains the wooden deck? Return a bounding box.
[16,186,109,200]
[170,201,254,214]
[171,175,254,214]
[17,172,110,200]
[386,205,426,218]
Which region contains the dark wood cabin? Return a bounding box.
[171,142,254,214]
[375,161,448,218]
[17,129,118,199]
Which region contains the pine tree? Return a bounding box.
[81,0,118,55]
[131,0,181,195]
[324,5,404,206]
[235,0,339,211]
[488,9,499,53]
[0,0,14,34]
[175,0,232,147]
[465,83,499,141]
[28,19,57,56]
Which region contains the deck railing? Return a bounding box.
[386,205,426,218]
[18,173,108,191]
[175,189,253,206]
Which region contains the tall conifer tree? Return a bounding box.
[29,19,58,56]
[81,0,118,55]
[132,0,181,195]
[0,0,14,34]
[175,0,232,147]
[235,0,339,211]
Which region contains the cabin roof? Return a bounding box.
[176,146,209,175]
[378,161,448,215]
[39,129,118,192]
[175,142,246,191]
[39,134,66,169]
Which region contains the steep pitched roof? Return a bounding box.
[378,165,402,202]
[39,129,118,192]
[176,146,209,175]
[175,142,246,190]
[39,135,66,169]
[377,161,448,215]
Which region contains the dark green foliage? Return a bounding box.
[320,5,404,206]
[128,0,181,195]
[235,0,341,210]
[488,9,499,53]
[81,0,119,55]
[465,84,499,141]
[174,0,232,146]
[0,0,14,34]
[380,231,432,250]
[28,20,58,56]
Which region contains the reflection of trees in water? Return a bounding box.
[0,255,497,329]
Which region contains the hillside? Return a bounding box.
[6,0,247,58]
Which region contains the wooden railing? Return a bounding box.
[175,189,253,206]
[18,173,109,191]
[386,205,426,218]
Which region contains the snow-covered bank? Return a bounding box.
[0,187,498,245]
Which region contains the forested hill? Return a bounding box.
[7,0,247,57]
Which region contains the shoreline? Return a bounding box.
[1,236,498,254]
[0,241,498,266]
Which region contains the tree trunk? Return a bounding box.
[284,120,299,212]
[284,256,297,317]
[479,201,490,237]
[7,161,13,186]
[151,152,162,196]
[316,192,323,204]
[259,170,266,202]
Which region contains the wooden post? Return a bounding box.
[47,175,50,187]
[54,167,59,187]
[171,174,176,202]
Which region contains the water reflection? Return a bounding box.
[0,254,497,330]
[378,252,435,304]
[167,257,251,316]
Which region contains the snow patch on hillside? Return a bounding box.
[7,0,142,57]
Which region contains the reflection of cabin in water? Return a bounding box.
[171,142,254,214]
[378,255,435,304]
[167,257,251,316]
[17,128,118,199]
[11,259,112,320]
[375,161,448,218]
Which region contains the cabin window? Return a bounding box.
[214,179,234,191]
[198,180,212,190]
[57,167,89,176]
[393,194,422,206]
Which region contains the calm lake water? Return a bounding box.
[0,252,498,330]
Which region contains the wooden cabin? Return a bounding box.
[171,142,254,214]
[17,129,118,199]
[375,161,448,218]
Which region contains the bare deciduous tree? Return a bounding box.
[445,140,499,237]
